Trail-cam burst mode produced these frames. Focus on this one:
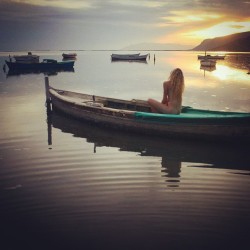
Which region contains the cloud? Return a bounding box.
[155,1,250,45]
[8,0,93,9]
[0,0,249,50]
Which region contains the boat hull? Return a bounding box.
[48,109,250,169]
[6,60,74,71]
[111,53,148,61]
[47,86,250,143]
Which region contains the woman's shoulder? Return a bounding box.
[163,80,171,88]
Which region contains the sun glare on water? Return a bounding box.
[212,65,250,82]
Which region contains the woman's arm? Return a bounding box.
[161,81,169,104]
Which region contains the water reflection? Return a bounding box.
[212,64,250,81]
[225,53,250,70]
[111,60,148,64]
[158,52,250,86]
[46,107,250,188]
[1,51,249,250]
[200,65,216,78]
[208,53,250,79]
[200,65,216,72]
[5,68,75,77]
[161,157,181,187]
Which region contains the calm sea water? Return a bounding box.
[0,51,250,250]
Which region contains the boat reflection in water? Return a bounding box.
[46,106,250,188]
[6,67,75,77]
[200,65,216,77]
[111,59,148,64]
[200,65,216,72]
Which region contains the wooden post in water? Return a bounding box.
[45,76,50,104]
[45,76,52,147]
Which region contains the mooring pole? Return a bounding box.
[45,76,52,147]
[45,76,50,104]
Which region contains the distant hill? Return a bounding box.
[192,32,250,52]
[122,42,191,51]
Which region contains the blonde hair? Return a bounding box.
[169,68,184,100]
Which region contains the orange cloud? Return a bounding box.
[155,8,250,46]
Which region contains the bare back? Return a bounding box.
[162,80,182,114]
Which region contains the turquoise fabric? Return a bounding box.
[134,107,250,121]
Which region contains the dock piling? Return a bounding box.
[45,76,50,104]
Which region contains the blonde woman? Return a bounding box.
[148,68,184,114]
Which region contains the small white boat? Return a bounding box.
[13,52,39,63]
[111,53,148,61]
[200,59,216,67]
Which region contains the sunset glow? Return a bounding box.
[212,65,250,82]
[190,21,250,40]
[1,0,250,50]
[157,7,250,47]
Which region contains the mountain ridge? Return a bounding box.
[122,32,250,52]
[192,32,250,52]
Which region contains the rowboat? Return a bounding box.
[45,77,250,142]
[200,59,216,67]
[111,53,148,61]
[62,53,77,59]
[5,59,75,71]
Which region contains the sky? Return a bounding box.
[0,0,249,50]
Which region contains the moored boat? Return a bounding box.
[111,53,148,61]
[5,59,75,71]
[45,77,250,142]
[62,53,77,59]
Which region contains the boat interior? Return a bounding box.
[55,89,152,112]
[53,88,194,113]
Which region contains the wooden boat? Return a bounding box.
[5,59,75,71]
[45,77,250,142]
[47,108,250,170]
[198,54,225,60]
[13,52,39,63]
[62,53,77,59]
[111,53,148,61]
[200,59,216,67]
